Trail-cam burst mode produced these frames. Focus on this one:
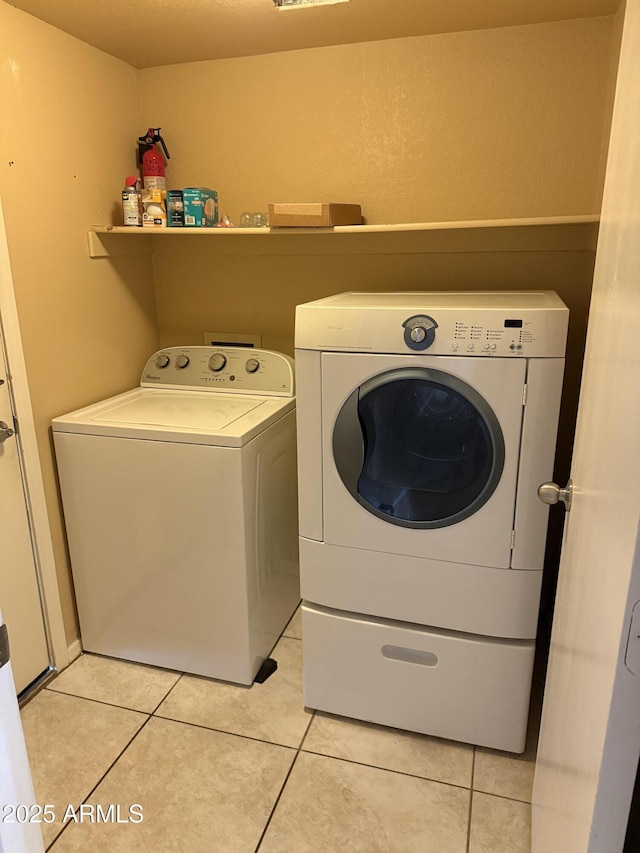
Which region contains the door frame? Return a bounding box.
[0,196,68,673]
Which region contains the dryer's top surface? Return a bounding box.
[295,291,568,357]
[301,291,566,311]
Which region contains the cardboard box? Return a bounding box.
[183,188,219,227]
[166,190,184,227]
[268,203,362,227]
[141,188,167,228]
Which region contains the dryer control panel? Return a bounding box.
[295,291,569,358]
[141,347,295,396]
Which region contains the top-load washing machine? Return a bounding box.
[53,346,299,685]
[295,291,568,752]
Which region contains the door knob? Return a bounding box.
[0,420,14,443]
[538,479,573,511]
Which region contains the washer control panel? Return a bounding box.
[141,347,295,396]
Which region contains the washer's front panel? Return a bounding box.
[54,432,253,682]
[322,353,527,568]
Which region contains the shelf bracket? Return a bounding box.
[88,230,153,259]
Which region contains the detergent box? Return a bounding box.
[182,188,219,227]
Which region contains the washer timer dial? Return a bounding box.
[208,353,227,372]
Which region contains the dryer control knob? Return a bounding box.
[245,357,260,374]
[208,353,227,372]
[402,315,438,351]
[175,354,190,369]
[155,354,170,369]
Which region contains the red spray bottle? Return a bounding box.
[137,128,170,191]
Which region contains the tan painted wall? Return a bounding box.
[140,17,614,224]
[0,2,158,645]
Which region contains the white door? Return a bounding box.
[0,609,44,852]
[0,330,50,694]
[531,1,640,850]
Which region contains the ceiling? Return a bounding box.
[8,0,621,69]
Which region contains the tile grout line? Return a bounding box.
[44,683,177,716]
[151,708,306,750]
[44,674,187,851]
[468,789,533,807]
[253,710,317,852]
[44,714,154,852]
[298,747,473,793]
[466,748,476,853]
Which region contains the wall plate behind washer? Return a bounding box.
[202,331,262,348]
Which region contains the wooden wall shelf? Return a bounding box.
[87,215,600,258]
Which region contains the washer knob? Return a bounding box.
[175,354,190,369]
[245,357,260,374]
[155,354,170,369]
[410,327,427,344]
[208,353,227,372]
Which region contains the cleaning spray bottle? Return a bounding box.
[137,128,170,191]
[121,176,142,226]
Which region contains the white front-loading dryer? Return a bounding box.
[295,291,568,751]
[52,347,299,685]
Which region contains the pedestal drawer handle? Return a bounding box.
[381,645,439,667]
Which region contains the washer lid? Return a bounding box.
[52,388,295,447]
[97,391,264,431]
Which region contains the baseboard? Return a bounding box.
[67,638,83,663]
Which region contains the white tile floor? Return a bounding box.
[21,608,536,852]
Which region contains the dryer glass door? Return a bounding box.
[333,367,505,529]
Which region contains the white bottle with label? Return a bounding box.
[122,176,142,226]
